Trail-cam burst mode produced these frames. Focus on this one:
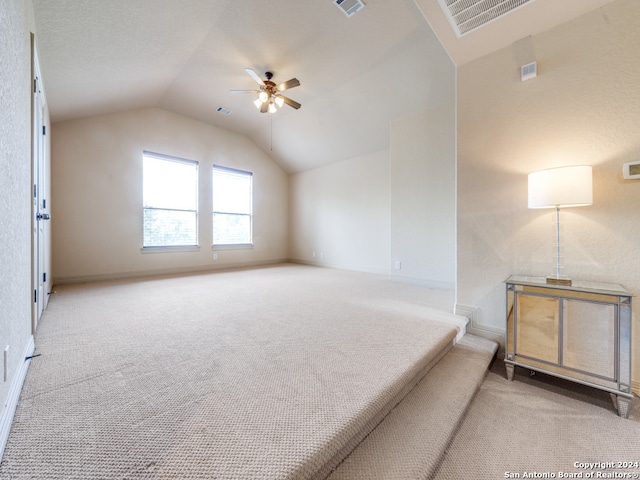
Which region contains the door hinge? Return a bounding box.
[33,184,37,198]
[34,289,37,303]
[42,125,46,136]
[33,78,37,93]
[43,199,46,209]
[43,272,46,283]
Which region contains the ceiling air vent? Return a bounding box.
[216,106,232,115]
[334,0,365,18]
[438,0,536,37]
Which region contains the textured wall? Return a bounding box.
[288,19,456,285]
[0,0,36,449]
[390,103,456,287]
[289,150,391,274]
[51,108,289,282]
[457,0,640,391]
[288,99,456,285]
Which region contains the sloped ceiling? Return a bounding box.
[32,0,615,173]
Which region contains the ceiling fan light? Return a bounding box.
[234,69,301,113]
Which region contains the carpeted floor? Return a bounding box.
[0,264,462,480]
[433,359,640,480]
[2,264,639,479]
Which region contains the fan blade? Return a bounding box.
[277,78,300,91]
[230,89,260,94]
[260,101,269,113]
[245,68,265,86]
[278,95,301,110]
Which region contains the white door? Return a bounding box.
[32,37,50,332]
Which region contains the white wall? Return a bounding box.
[288,18,456,286]
[289,150,391,273]
[0,0,37,458]
[51,108,289,283]
[456,0,640,392]
[289,98,457,286]
[390,104,456,287]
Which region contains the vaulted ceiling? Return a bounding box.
[32,0,615,173]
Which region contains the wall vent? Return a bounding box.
[216,106,232,115]
[438,0,536,37]
[521,61,537,81]
[334,0,365,18]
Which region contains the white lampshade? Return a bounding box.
[528,165,593,209]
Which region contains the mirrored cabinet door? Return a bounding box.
[515,294,559,364]
[562,299,615,380]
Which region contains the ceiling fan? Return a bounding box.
[230,68,301,113]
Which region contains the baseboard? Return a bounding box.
[289,259,390,277]
[53,259,290,285]
[632,381,639,397]
[290,259,455,289]
[388,274,455,290]
[0,335,35,461]
[454,304,505,357]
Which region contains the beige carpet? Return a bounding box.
[0,264,464,480]
[328,334,498,480]
[433,359,640,480]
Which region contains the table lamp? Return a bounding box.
[528,165,593,286]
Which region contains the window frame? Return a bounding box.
[212,165,253,248]
[142,150,199,250]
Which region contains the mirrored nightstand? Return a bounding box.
[505,275,633,418]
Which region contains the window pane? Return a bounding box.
[212,166,252,246]
[142,152,198,248]
[212,168,252,214]
[213,213,251,245]
[144,155,197,210]
[144,209,197,247]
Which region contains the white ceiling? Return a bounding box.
[32,0,615,173]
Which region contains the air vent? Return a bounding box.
[334,0,365,18]
[521,61,537,81]
[438,0,536,37]
[216,106,232,115]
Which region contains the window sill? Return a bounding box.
[212,244,253,251]
[141,246,200,254]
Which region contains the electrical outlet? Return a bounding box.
[312,251,316,258]
[213,253,218,260]
[394,261,402,270]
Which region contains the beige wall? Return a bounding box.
[289,150,391,274]
[288,18,456,286]
[289,98,456,286]
[456,0,640,392]
[51,108,289,283]
[0,0,37,456]
[390,104,456,287]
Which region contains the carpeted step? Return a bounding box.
[327,334,498,480]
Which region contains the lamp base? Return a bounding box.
[546,277,572,286]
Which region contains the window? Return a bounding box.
[143,151,198,247]
[212,166,253,246]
